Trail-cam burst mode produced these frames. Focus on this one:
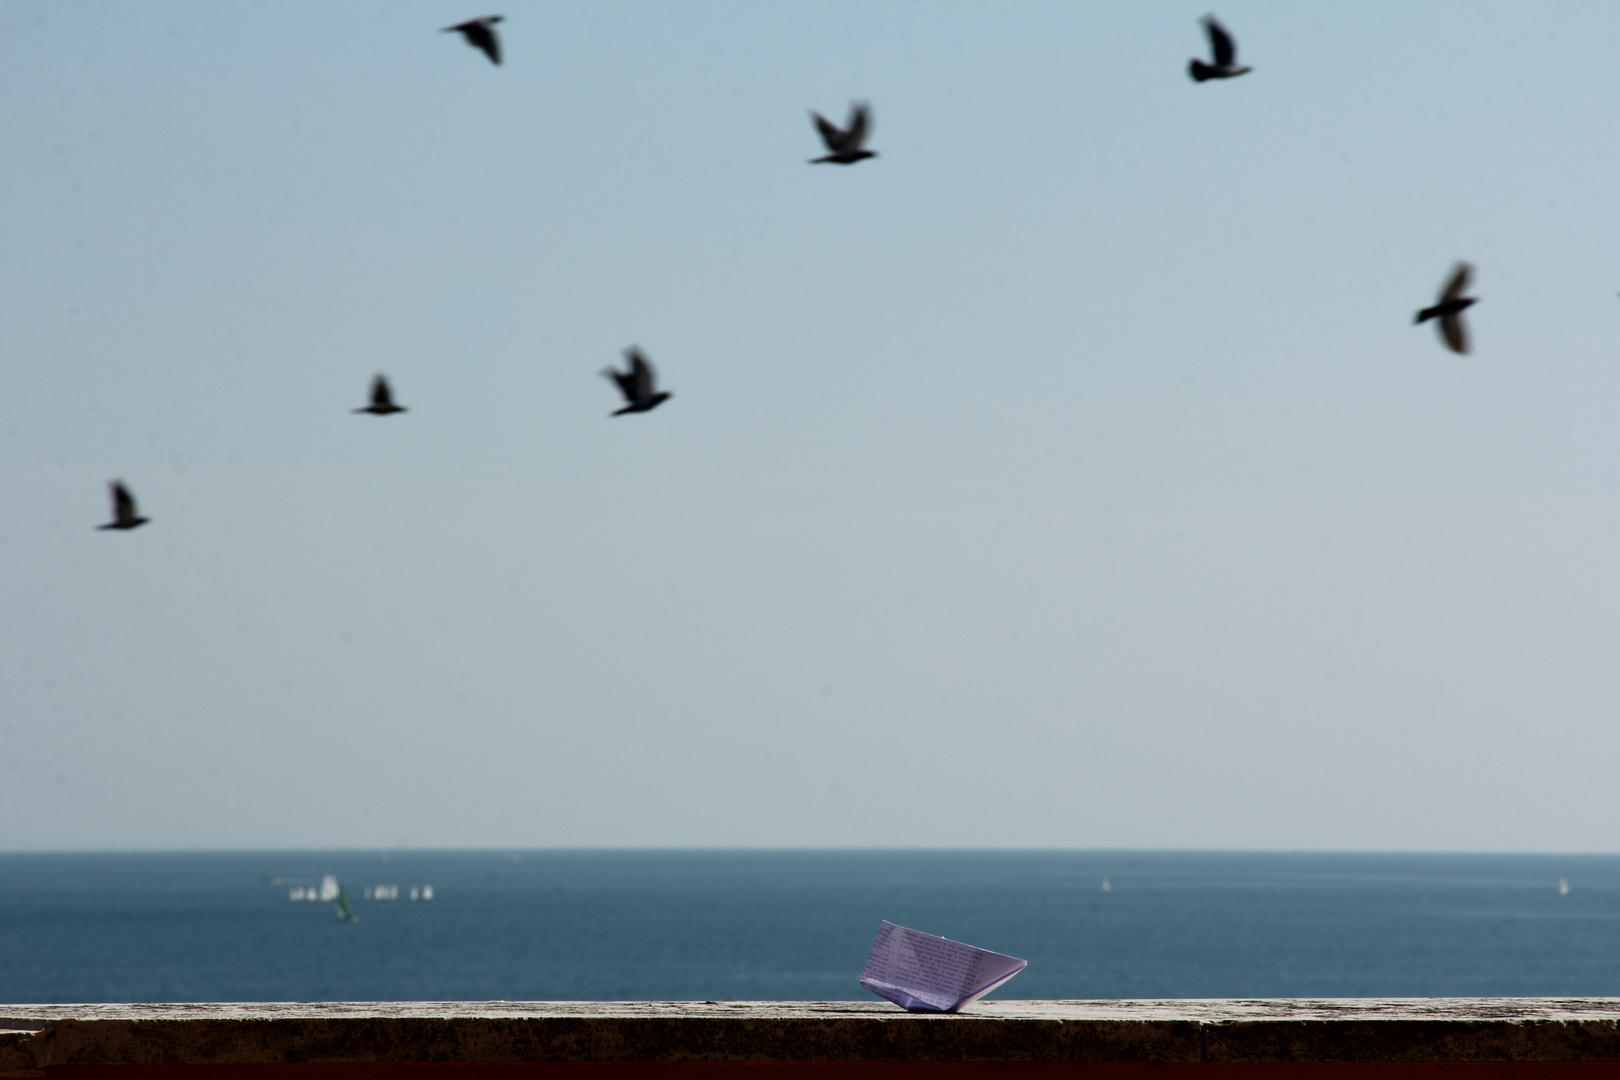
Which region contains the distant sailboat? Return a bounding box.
[1559,878,1571,897]
[319,875,340,902]
[335,884,359,922]
[1100,877,1112,893]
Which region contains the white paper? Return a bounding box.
[859,920,1027,1013]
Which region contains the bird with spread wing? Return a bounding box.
[603,347,673,416]
[1189,16,1252,82]
[809,103,877,165]
[1414,263,1478,355]
[97,481,149,531]
[353,375,407,416]
[442,16,503,65]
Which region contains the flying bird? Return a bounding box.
[442,16,503,65]
[809,103,876,165]
[353,375,407,415]
[1414,262,1477,355]
[603,347,673,415]
[1189,16,1251,82]
[97,481,149,531]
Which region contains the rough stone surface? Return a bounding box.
[2,1000,1619,1074]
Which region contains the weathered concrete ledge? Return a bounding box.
[5,1000,1620,1077]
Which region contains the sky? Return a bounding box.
[6,1,1620,851]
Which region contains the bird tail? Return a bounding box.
[1188,59,1216,82]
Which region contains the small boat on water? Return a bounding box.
[288,875,341,902]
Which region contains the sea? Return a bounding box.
[3,850,1619,1004]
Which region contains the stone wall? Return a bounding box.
[5,1000,1620,1078]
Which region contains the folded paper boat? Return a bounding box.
[859,920,1027,1013]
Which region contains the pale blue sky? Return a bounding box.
[6,1,1620,850]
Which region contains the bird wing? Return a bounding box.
[1441,262,1472,302]
[812,112,846,152]
[602,365,634,402]
[442,18,502,64]
[1440,313,1469,355]
[626,347,656,399]
[443,16,499,32]
[1204,16,1237,67]
[111,481,137,522]
[470,23,501,64]
[846,103,870,150]
[371,376,394,409]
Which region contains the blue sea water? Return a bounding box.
[2,851,1619,1004]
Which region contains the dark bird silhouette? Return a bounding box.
[353,375,407,415]
[97,481,149,531]
[1189,16,1251,82]
[810,103,876,165]
[603,347,672,415]
[442,16,503,65]
[1414,262,1477,355]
